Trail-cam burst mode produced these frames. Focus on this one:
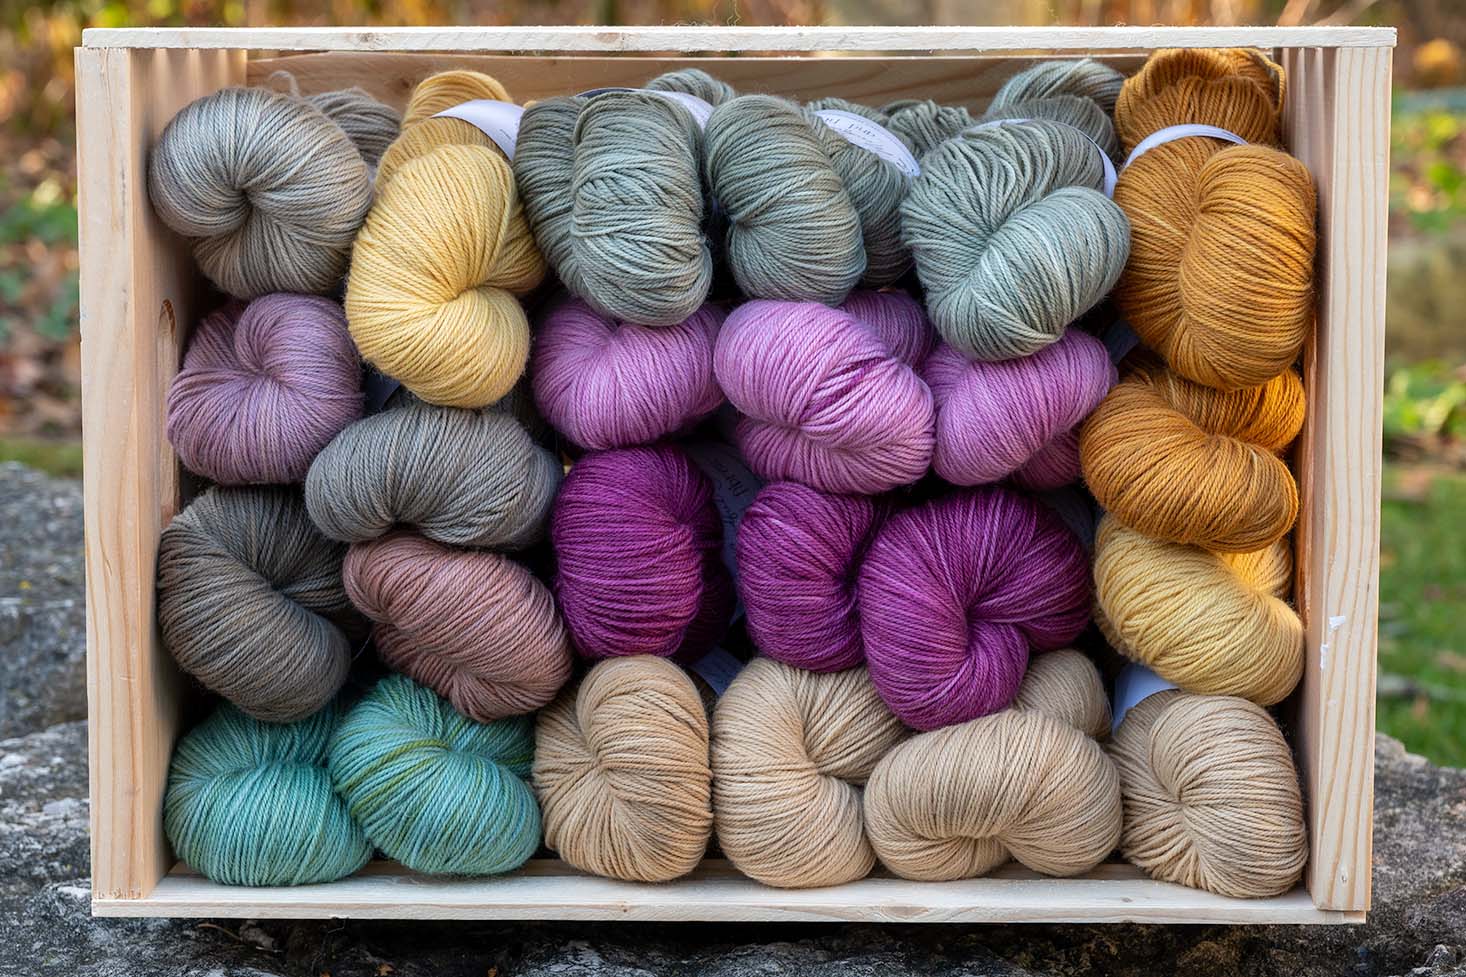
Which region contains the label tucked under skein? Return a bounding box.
[814,109,922,178]
[431,99,524,160]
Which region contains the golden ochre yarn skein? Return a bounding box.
[1094,517,1304,705]
[1079,354,1306,553]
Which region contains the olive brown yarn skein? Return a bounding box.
[1079,354,1306,553]
[1108,689,1306,898]
[1093,517,1304,705]
[534,656,713,883]
[1113,48,1316,390]
[343,532,572,722]
[157,486,356,723]
[711,658,909,888]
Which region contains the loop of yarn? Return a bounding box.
[304,396,561,550]
[736,482,890,672]
[1079,354,1306,552]
[532,298,725,449]
[343,532,573,722]
[165,701,372,887]
[923,328,1116,491]
[328,673,541,876]
[858,486,1092,731]
[148,85,395,299]
[534,656,713,882]
[551,445,735,660]
[1093,517,1304,705]
[1108,689,1307,898]
[166,295,363,486]
[711,658,909,888]
[157,486,356,723]
[715,291,936,495]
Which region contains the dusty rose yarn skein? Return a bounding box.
[166,295,363,485]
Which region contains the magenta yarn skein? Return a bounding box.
[532,299,726,450]
[715,292,936,495]
[166,295,363,485]
[736,481,889,672]
[550,445,735,660]
[858,486,1091,731]
[923,329,1116,491]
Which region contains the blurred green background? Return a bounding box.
[2,0,1462,762]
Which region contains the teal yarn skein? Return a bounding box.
[328,674,541,876]
[165,701,371,887]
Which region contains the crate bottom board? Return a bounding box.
[91,859,1364,924]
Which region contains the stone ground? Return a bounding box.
[1,460,1463,977]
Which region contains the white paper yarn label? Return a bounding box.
[967,117,1117,198]
[1112,663,1179,732]
[432,99,523,160]
[814,109,921,178]
[690,646,746,696]
[682,440,763,584]
[1121,123,1248,171]
[578,88,714,130]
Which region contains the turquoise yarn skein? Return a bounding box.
[164,701,371,886]
[328,673,541,876]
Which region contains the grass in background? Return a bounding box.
[0,437,81,478]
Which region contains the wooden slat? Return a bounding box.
[1282,45,1390,913]
[76,45,245,901]
[92,860,1365,924]
[82,25,1397,53]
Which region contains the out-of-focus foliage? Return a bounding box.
[1393,96,1466,234]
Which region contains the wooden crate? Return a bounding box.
[75,24,1393,923]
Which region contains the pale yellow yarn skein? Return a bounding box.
[711,658,909,889]
[345,71,544,408]
[1108,689,1307,898]
[533,656,712,883]
[1093,516,1304,706]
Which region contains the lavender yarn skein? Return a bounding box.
[166,295,363,486]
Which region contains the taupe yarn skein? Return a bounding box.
[148,85,396,299]
[157,486,356,723]
[1108,690,1307,898]
[304,397,562,550]
[711,658,909,888]
[1014,649,1112,738]
[534,656,713,883]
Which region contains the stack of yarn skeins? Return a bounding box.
[149,53,1313,900]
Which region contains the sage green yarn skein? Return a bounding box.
[988,58,1123,118]
[647,66,737,105]
[165,701,371,887]
[883,99,976,159]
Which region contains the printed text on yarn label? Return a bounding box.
[815,109,921,178]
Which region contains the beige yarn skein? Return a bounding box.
[1014,649,1112,738]
[534,656,713,883]
[711,658,909,889]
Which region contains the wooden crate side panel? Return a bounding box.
[77,45,245,901]
[1282,45,1390,913]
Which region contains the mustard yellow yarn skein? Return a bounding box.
[1093,516,1304,706]
[346,71,544,408]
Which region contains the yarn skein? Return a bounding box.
[375,70,515,186]
[1093,517,1304,705]
[343,532,572,722]
[157,486,356,723]
[736,482,889,672]
[534,656,713,883]
[859,486,1092,731]
[165,701,372,887]
[1012,648,1112,739]
[923,328,1116,491]
[328,673,541,876]
[305,396,561,550]
[532,298,725,450]
[711,658,909,888]
[715,292,936,495]
[1113,48,1316,390]
[883,99,976,159]
[149,85,396,299]
[551,445,735,660]
[1079,355,1306,552]
[1108,689,1307,898]
[167,295,363,486]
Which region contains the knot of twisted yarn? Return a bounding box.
[534,656,713,882]
[1079,355,1306,552]
[1108,689,1307,898]
[156,486,356,723]
[711,658,909,888]
[858,486,1091,731]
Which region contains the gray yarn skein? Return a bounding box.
[306,88,402,168]
[988,58,1124,119]
[157,486,354,723]
[304,399,563,550]
[647,67,737,106]
[513,96,584,279]
[883,100,977,159]
[705,94,865,304]
[982,94,1120,158]
[148,86,377,300]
